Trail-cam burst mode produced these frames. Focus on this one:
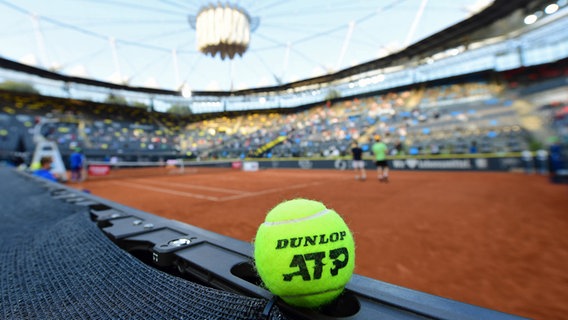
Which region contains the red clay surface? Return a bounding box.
[73,168,568,320]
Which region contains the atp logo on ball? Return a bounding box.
[254,199,355,307]
[274,230,350,282]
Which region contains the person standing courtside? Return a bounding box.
[351,141,366,180]
[371,135,389,182]
[69,147,84,182]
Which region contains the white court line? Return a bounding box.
[112,181,221,201]
[133,179,248,194]
[218,181,324,201]
[112,180,325,202]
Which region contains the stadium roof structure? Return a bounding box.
[0,0,555,97]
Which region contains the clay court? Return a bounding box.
[73,168,568,320]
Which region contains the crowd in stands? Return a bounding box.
[0,92,182,160]
[1,72,559,163]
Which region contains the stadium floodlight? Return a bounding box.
[188,3,259,60]
[374,74,385,83]
[545,3,559,14]
[181,83,192,98]
[524,14,538,24]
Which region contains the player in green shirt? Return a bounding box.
[371,135,389,182]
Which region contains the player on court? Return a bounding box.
[371,135,389,182]
[351,141,366,180]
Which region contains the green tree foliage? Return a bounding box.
[325,89,341,101]
[0,81,40,94]
[131,101,149,109]
[104,93,128,105]
[167,104,192,115]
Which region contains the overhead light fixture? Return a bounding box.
[189,3,259,60]
[181,83,192,98]
[545,3,559,14]
[524,14,538,25]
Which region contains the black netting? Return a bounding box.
[0,168,285,320]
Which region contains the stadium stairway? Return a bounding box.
[253,135,287,157]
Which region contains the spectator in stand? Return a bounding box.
[430,144,440,155]
[548,139,564,182]
[371,135,390,183]
[69,147,84,182]
[393,140,404,156]
[521,149,534,174]
[33,156,57,182]
[351,141,366,181]
[470,141,478,154]
[536,148,549,175]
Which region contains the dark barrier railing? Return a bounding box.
[19,169,529,320]
[176,154,543,173]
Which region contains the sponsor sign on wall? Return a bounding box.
[254,157,524,172]
[88,164,111,176]
[243,161,259,171]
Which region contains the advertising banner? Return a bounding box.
[88,164,111,176]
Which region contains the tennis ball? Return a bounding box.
[254,198,355,308]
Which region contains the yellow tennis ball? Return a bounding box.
[254,198,355,308]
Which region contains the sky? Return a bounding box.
[0,0,493,92]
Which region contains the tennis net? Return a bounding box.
[85,159,235,180]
